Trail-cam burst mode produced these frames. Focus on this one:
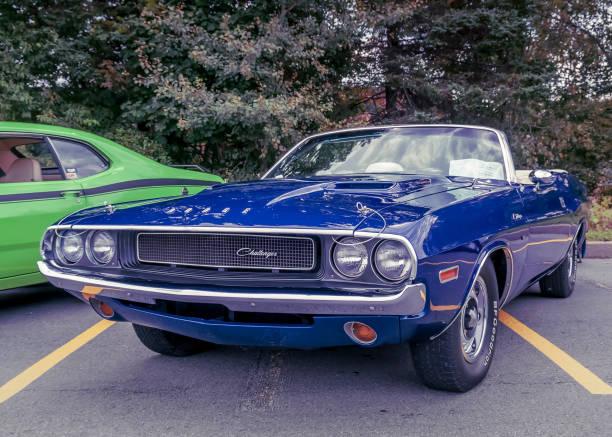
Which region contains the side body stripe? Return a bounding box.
[0,178,213,203]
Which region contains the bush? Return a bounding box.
[107,127,172,165]
[588,196,612,241]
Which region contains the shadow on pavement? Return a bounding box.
[0,284,81,311]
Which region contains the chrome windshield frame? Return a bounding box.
[262,124,517,184]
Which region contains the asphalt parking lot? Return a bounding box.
[1,260,611,436]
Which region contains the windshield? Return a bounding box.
[266,127,506,180]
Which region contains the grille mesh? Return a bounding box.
[136,233,316,271]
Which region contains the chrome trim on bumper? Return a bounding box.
[38,261,426,316]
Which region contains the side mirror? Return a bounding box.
[529,169,555,185]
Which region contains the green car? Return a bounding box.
[0,122,223,290]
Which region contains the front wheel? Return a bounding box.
[133,324,215,356]
[410,260,499,392]
[539,240,577,298]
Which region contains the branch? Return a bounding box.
[565,19,611,66]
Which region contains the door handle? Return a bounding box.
[61,190,83,203]
[61,190,82,197]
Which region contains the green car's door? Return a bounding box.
[0,141,87,289]
[47,136,196,207]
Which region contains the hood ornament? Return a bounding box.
[103,201,116,214]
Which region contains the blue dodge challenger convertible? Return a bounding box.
[38,125,588,392]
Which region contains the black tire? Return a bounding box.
[410,260,499,392]
[539,240,577,298]
[133,324,215,356]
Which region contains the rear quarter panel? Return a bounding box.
[80,135,223,203]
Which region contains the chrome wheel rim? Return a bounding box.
[460,276,488,363]
[568,242,577,285]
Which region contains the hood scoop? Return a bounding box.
[332,181,395,191]
[265,177,435,206]
[330,178,431,193]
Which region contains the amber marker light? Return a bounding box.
[99,302,114,317]
[344,322,377,345]
[439,265,459,283]
[89,298,115,318]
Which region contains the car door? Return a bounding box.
[519,178,571,282]
[47,136,188,208]
[0,138,86,287]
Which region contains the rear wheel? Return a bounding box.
[133,324,215,356]
[539,240,577,298]
[410,260,499,392]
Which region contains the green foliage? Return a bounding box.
[513,99,612,193]
[588,196,612,241]
[0,0,609,187]
[107,127,172,165]
[127,1,358,179]
[350,0,610,191]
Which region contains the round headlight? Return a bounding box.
[374,240,412,281]
[90,231,115,264]
[59,231,84,263]
[333,237,368,278]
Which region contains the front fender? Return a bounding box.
[416,241,512,341]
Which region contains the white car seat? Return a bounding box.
[0,158,43,182]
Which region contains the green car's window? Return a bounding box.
[8,141,63,181]
[50,138,109,179]
[14,142,57,168]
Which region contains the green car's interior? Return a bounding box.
[0,137,51,182]
[0,136,109,183]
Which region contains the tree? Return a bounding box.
[123,0,361,179]
[350,0,610,190]
[0,0,608,188]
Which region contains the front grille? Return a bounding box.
[136,232,316,271]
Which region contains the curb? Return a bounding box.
[585,241,612,259]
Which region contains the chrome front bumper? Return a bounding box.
[38,261,427,316]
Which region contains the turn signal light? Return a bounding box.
[344,322,377,345]
[89,297,115,318]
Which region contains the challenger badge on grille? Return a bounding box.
[236,248,278,258]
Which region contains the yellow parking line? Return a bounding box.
[499,310,612,395]
[0,319,115,404]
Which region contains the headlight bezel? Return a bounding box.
[373,239,413,282]
[330,235,416,283]
[87,230,116,265]
[50,229,117,267]
[55,230,85,264]
[331,237,369,278]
